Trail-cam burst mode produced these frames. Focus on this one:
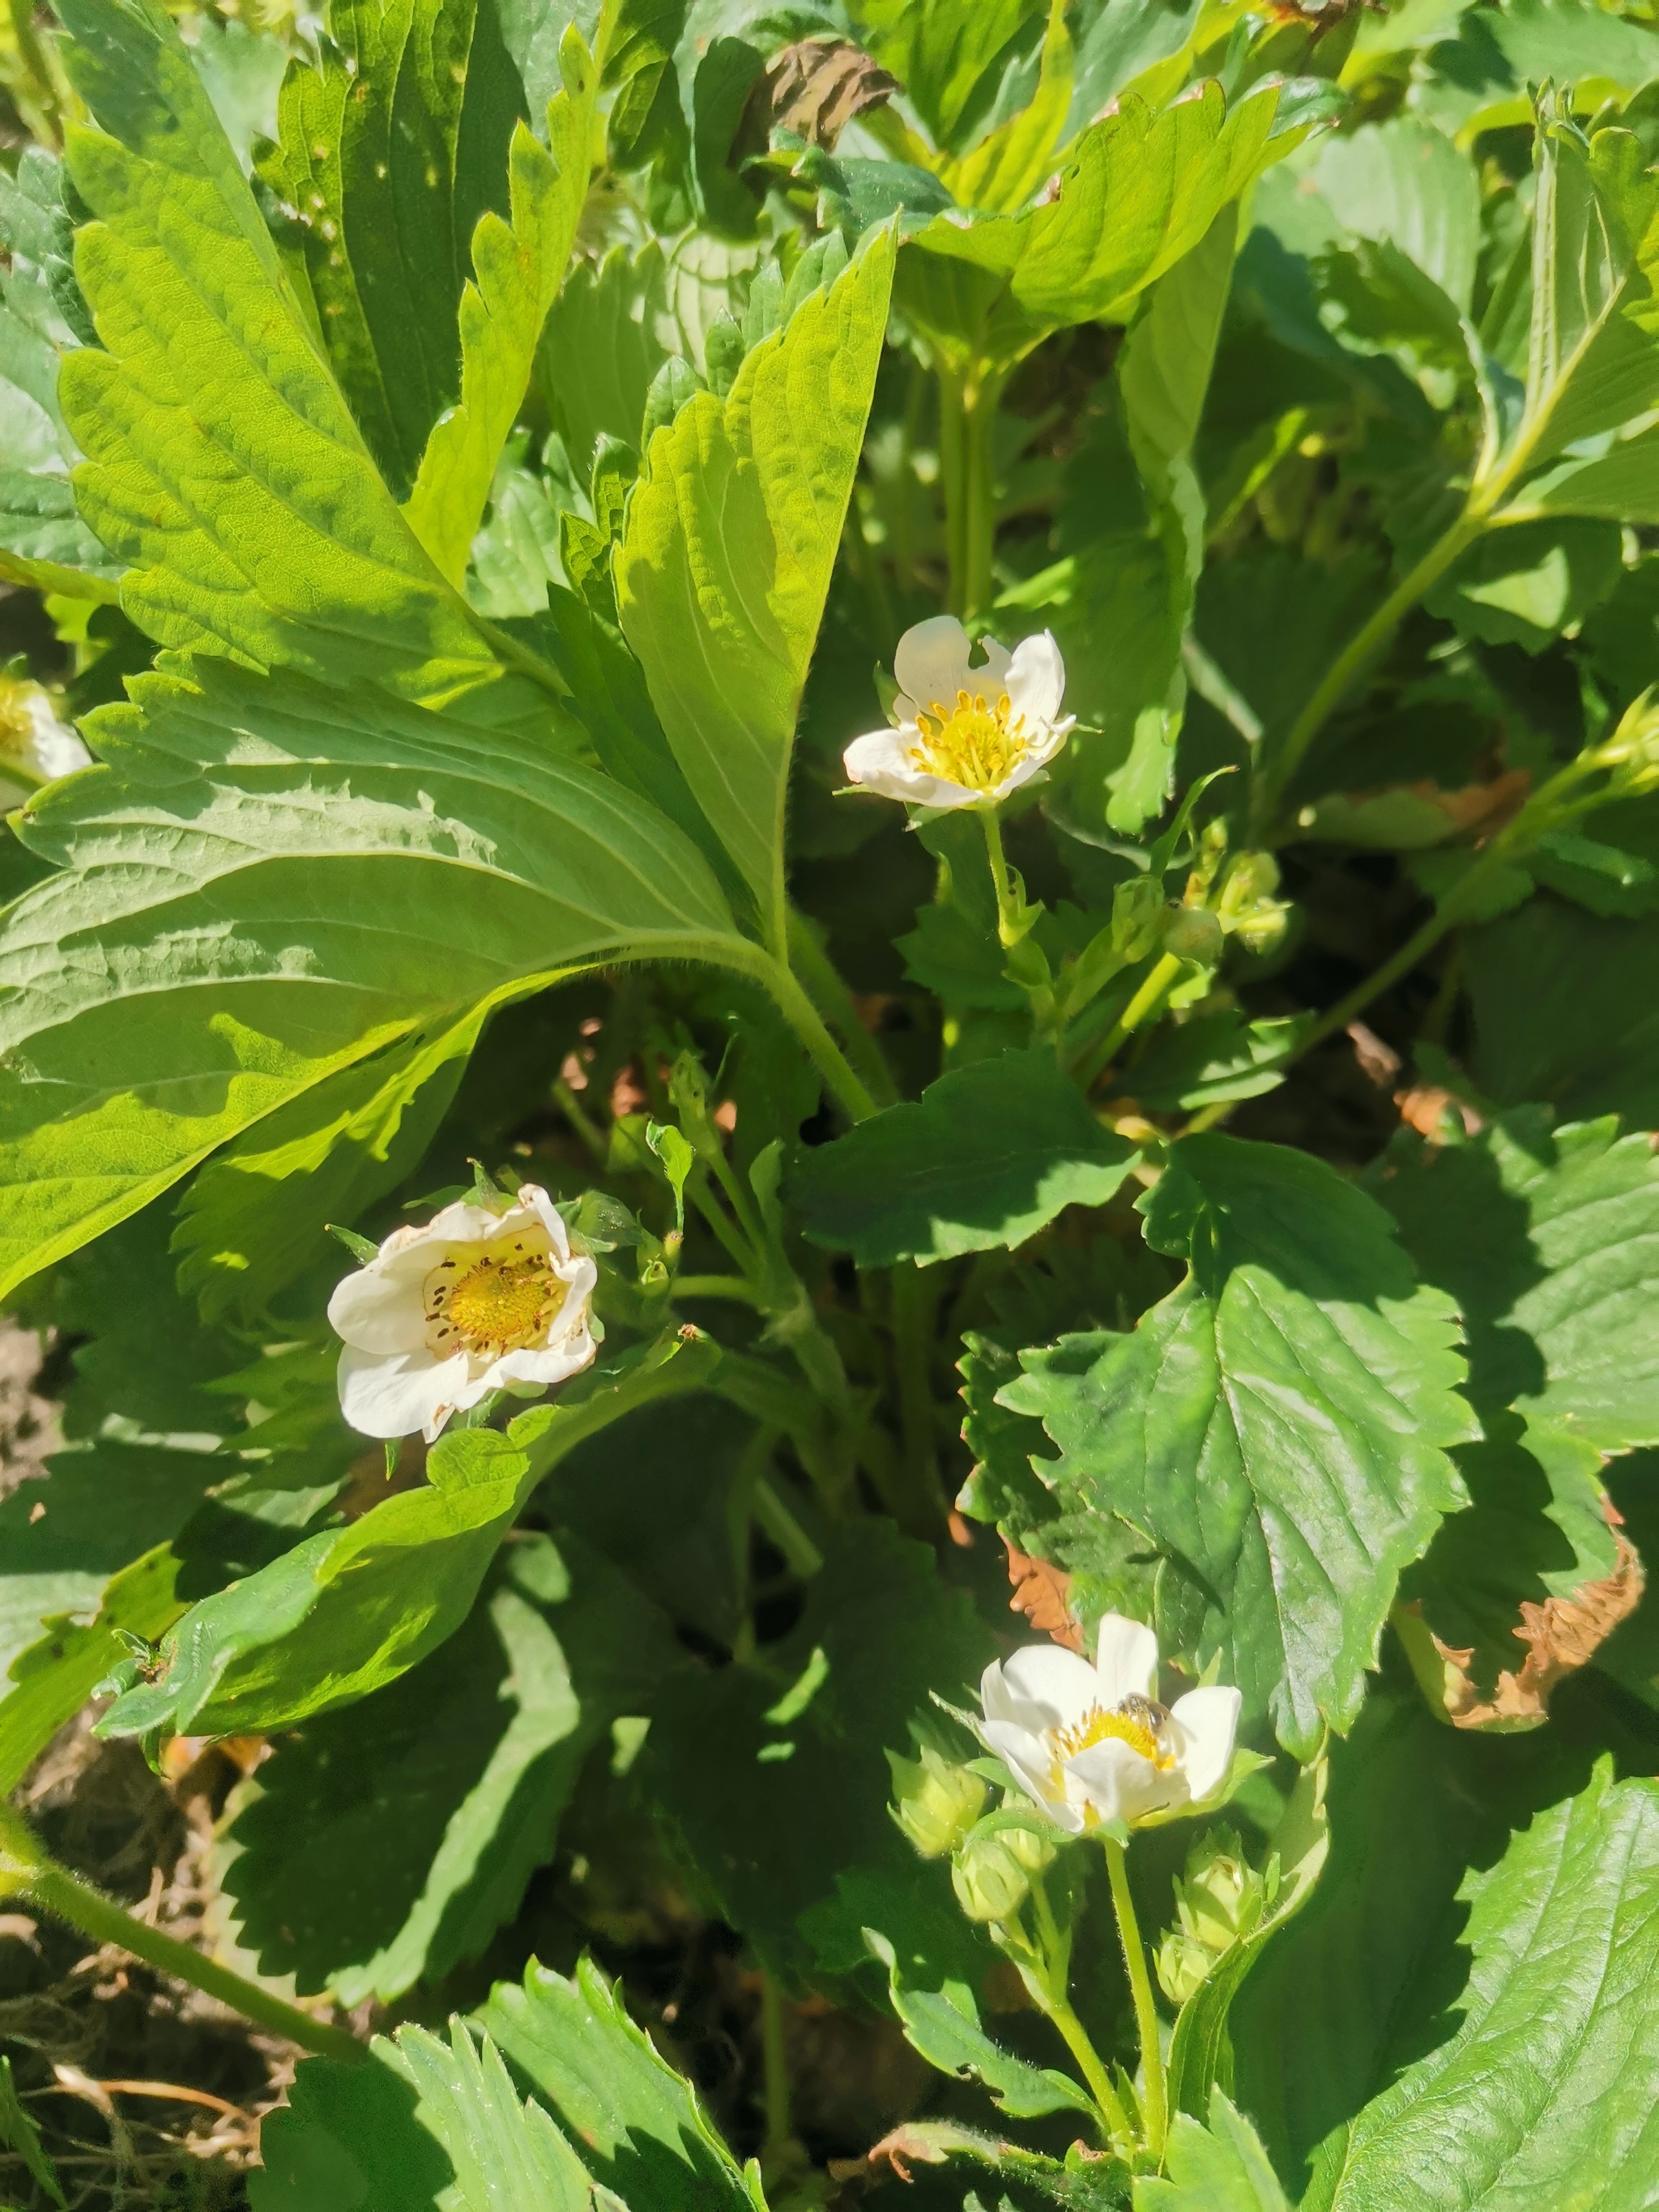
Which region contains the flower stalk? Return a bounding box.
[1104,1835,1167,2162]
[0,1806,361,2065]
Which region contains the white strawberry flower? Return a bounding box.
[0,678,91,806]
[842,615,1074,810]
[327,1184,598,1444]
[977,1613,1242,1835]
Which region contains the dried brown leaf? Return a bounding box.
[753,40,895,149]
[1424,1505,1645,1732]
[1004,1541,1083,1651]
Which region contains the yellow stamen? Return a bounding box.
[1050,1702,1174,1770]
[909,687,1028,792]
[425,1246,565,1357]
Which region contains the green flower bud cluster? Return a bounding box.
[1154,1827,1273,2006]
[1215,849,1292,957]
[888,1737,987,1860]
[950,1819,1056,1926]
[1592,691,1659,794]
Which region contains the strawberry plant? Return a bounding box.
[2,0,1659,2202]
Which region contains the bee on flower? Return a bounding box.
[842,615,1074,811]
[327,1184,598,1443]
[976,1613,1241,1835]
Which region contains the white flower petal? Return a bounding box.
[488,1329,597,1393]
[893,615,975,718]
[21,693,92,782]
[516,1184,574,1260]
[327,1265,429,1354]
[842,725,986,809]
[551,1251,599,1315]
[1021,716,1075,773]
[976,636,1013,692]
[337,1344,467,1441]
[1094,1613,1159,1707]
[980,1658,1021,1727]
[999,1643,1102,1731]
[1169,1685,1242,1802]
[1004,630,1066,727]
[981,1720,1082,1831]
[1064,1735,1179,1825]
[416,1199,509,1247]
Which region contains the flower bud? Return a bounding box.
[1155,1927,1216,2007]
[1154,1827,1268,2002]
[1111,875,1165,961]
[1595,690,1659,782]
[1162,906,1224,965]
[888,1741,987,1860]
[950,1830,1033,1924]
[1216,851,1291,955]
[1000,1820,1057,1876]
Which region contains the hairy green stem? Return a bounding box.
[1077,952,1183,1089]
[980,808,1023,948]
[940,371,969,615]
[939,366,1004,617]
[0,1812,361,2064]
[753,1474,824,1577]
[1051,1992,1137,2147]
[1252,511,1484,837]
[1255,325,1602,839]
[671,1273,766,1305]
[551,1075,608,1163]
[1105,1837,1166,2162]
[1288,812,1545,1063]
[1026,1876,1133,2149]
[754,953,879,1125]
[688,1172,761,1278]
[962,373,1004,621]
[785,910,900,1108]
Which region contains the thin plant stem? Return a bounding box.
[671,1274,766,1305]
[1077,952,1183,1089]
[756,953,879,1125]
[1252,510,1483,837]
[551,1075,608,1163]
[707,1144,770,1255]
[785,909,899,1108]
[753,1475,824,1577]
[1047,1993,1137,2147]
[962,371,1005,620]
[1025,1879,1133,2148]
[1287,820,1540,1063]
[0,1814,362,2065]
[939,369,969,614]
[1104,1837,1166,2162]
[980,808,1024,948]
[758,1971,792,2163]
[888,1267,946,1538]
[1255,323,1601,839]
[688,1172,761,1277]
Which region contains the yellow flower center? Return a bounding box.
[424,1240,565,1357]
[1050,1695,1175,1770]
[910,688,1030,792]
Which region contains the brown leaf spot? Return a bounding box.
[1004,1541,1083,1651]
[1430,1504,1645,1731]
[753,39,895,149]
